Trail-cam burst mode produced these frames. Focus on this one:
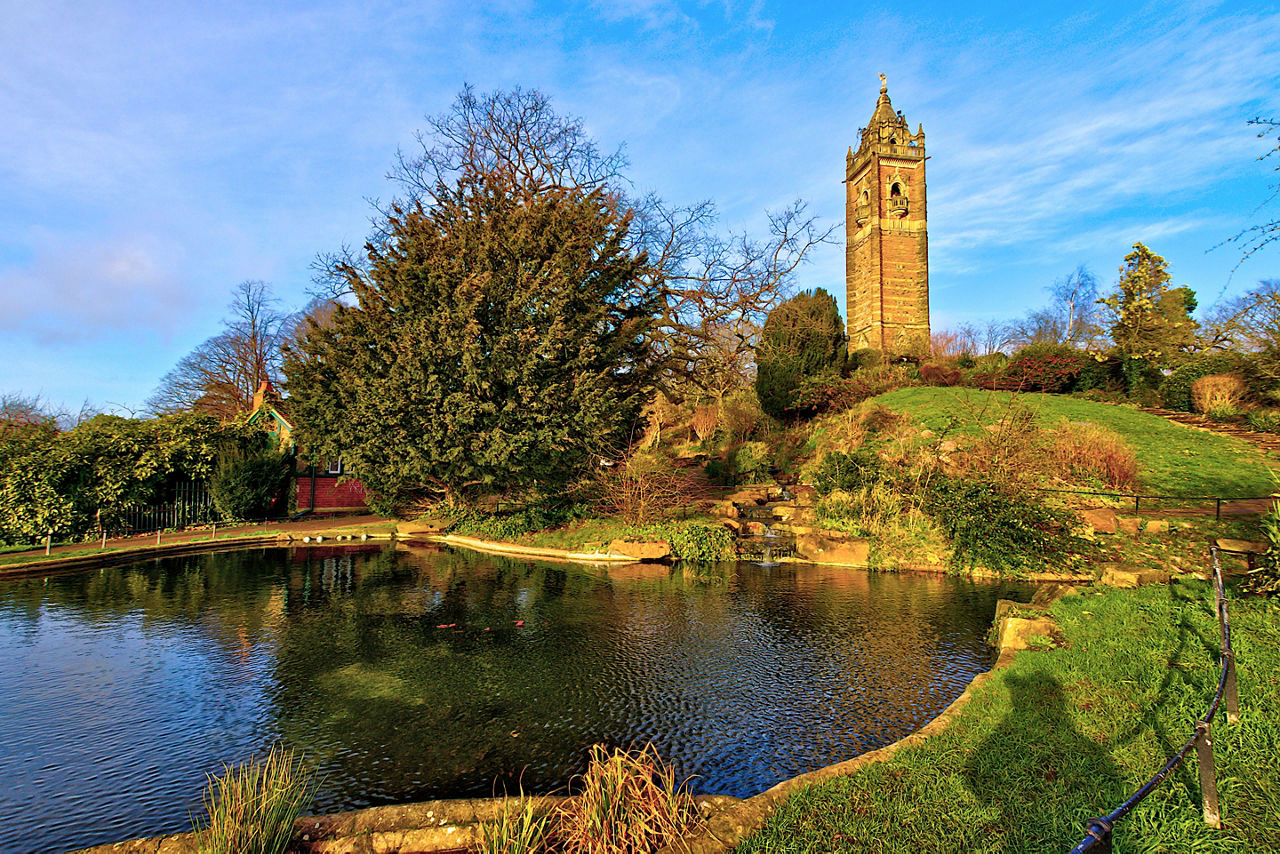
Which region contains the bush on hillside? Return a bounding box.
[754,288,847,419]
[1000,343,1088,393]
[1191,373,1247,417]
[1157,353,1255,412]
[811,450,886,496]
[923,477,1087,574]
[920,363,962,386]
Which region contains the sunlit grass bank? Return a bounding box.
[874,387,1275,497]
[737,579,1280,853]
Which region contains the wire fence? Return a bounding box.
[1068,545,1240,853]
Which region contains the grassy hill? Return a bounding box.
[873,387,1275,497]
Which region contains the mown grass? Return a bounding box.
[874,387,1276,497]
[737,578,1280,853]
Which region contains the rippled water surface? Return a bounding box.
[0,545,1029,853]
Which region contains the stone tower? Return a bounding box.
[845,74,930,353]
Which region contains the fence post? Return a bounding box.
[1134,495,1140,512]
[1224,651,1240,725]
[1216,498,1223,520]
[101,529,107,550]
[44,532,51,556]
[1195,723,1222,828]
[156,529,162,546]
[211,522,217,541]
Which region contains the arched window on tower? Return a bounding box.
[889,182,908,217]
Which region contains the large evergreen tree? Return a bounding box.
[285,175,659,507]
[753,288,846,419]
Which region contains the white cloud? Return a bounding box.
[0,235,193,341]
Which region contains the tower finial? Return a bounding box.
[879,73,887,92]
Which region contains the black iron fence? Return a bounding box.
[1031,486,1275,520]
[1068,545,1240,852]
[115,481,216,536]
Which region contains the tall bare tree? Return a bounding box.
[1220,118,1280,268]
[148,281,289,419]
[1008,266,1101,348]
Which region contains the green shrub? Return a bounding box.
[1158,353,1253,412]
[726,441,771,485]
[923,477,1088,574]
[754,288,847,419]
[849,347,883,370]
[446,503,587,539]
[658,522,735,562]
[1074,352,1124,392]
[811,450,885,496]
[196,745,317,854]
[210,445,292,521]
[1246,410,1280,433]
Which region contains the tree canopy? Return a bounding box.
[286,171,660,507]
[1099,243,1197,362]
[753,288,847,419]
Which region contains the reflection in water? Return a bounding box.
[0,545,1029,853]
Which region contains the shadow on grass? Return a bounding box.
[963,671,1125,849]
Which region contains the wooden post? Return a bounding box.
[101,529,107,550]
[211,522,217,541]
[156,529,162,546]
[44,532,51,556]
[1216,498,1223,520]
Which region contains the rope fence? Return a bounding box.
[1068,544,1240,853]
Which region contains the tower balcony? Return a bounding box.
[888,197,909,217]
[854,202,872,226]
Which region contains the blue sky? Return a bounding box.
[2,0,1278,412]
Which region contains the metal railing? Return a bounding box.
[1031,486,1274,519]
[1068,545,1240,853]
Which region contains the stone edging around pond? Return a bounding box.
[0,535,284,579]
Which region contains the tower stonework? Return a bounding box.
[845,75,930,353]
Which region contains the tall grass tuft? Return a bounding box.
[479,793,553,854]
[1051,421,1139,491]
[553,744,701,854]
[196,744,317,854]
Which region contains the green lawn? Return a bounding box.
[874,388,1276,497]
[737,579,1280,853]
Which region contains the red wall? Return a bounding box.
[297,475,369,513]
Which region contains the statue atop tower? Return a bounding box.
[845,75,930,353]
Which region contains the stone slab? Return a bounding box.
[1099,566,1170,588]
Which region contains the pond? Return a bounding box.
[0,544,1030,853]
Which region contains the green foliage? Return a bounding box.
[849,347,883,370]
[196,744,318,854]
[1074,351,1124,392]
[923,477,1088,574]
[811,450,885,496]
[656,522,735,563]
[0,412,244,542]
[753,288,846,419]
[1159,352,1255,412]
[286,177,659,508]
[210,442,292,521]
[1240,506,1280,597]
[478,794,552,854]
[788,365,910,415]
[445,504,589,541]
[1247,410,1280,433]
[1099,243,1198,365]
